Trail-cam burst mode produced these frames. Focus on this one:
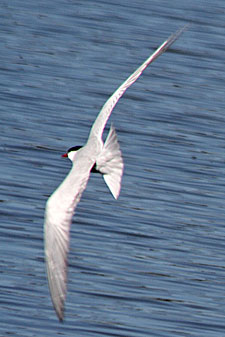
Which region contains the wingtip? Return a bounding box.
[162,23,190,53]
[174,23,191,41]
[58,316,64,323]
[56,306,65,322]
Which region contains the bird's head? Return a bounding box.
[62,146,82,161]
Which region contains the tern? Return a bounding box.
[44,26,187,321]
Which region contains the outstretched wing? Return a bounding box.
[89,25,188,139]
[44,151,94,321]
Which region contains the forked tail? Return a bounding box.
[96,125,124,199]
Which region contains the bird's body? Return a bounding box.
[44,26,187,321]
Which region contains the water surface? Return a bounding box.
[1,1,225,336]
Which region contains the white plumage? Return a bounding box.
[44,26,187,321]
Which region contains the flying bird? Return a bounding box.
[44,26,187,321]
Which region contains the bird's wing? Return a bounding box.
[96,125,124,199]
[89,25,188,139]
[44,152,94,321]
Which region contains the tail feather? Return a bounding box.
[96,125,123,199]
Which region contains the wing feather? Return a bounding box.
[89,25,188,139]
[44,153,93,321]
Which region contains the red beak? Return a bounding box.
[61,153,68,158]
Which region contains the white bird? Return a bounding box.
[44,26,187,321]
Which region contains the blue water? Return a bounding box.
[1,1,225,336]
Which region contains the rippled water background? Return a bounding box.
[1,1,225,336]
